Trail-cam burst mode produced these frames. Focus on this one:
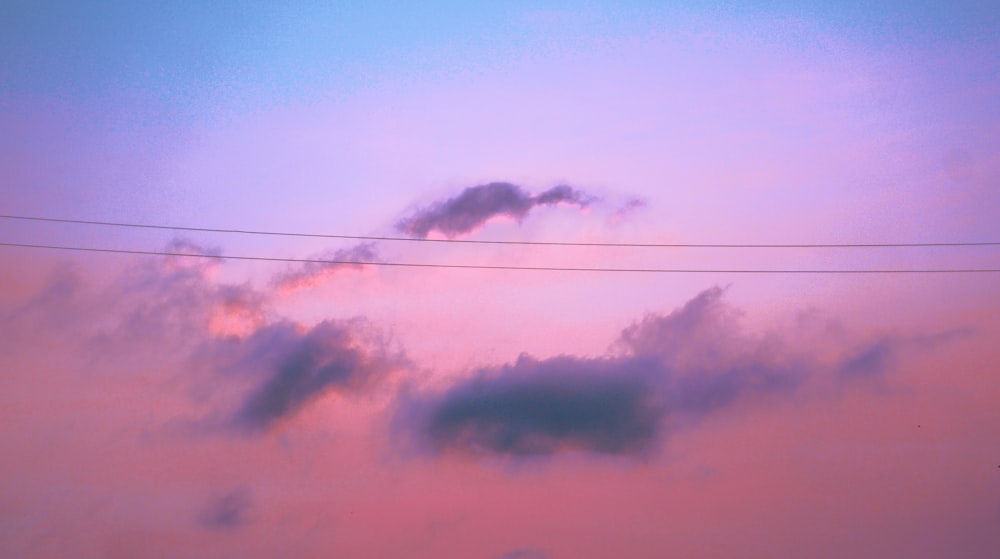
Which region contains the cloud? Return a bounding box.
[2,238,402,435]
[397,287,803,458]
[97,242,267,352]
[408,355,664,456]
[615,286,745,367]
[838,339,895,379]
[0,239,266,356]
[396,182,591,238]
[116,240,405,433]
[271,242,378,294]
[836,328,972,380]
[207,319,403,433]
[199,488,253,529]
[607,197,646,226]
[162,238,224,273]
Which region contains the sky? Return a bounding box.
[1,2,999,558]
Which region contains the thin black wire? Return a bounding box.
[2,214,998,248]
[3,241,999,274]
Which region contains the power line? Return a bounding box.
[2,214,998,249]
[3,241,999,274]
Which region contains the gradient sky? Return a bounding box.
[2,2,999,558]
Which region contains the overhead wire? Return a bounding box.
[2,241,999,274]
[2,214,999,248]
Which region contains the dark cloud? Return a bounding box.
[396,182,591,238]
[411,355,664,456]
[397,287,803,458]
[208,319,403,433]
[199,488,252,529]
[272,242,377,294]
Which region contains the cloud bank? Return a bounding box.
[396,182,591,238]
[5,238,959,449]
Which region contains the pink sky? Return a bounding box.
[2,3,999,558]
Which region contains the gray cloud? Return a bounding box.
[411,355,665,456]
[396,182,591,238]
[836,328,972,380]
[208,319,403,433]
[397,287,803,458]
[271,242,377,294]
[199,488,252,530]
[838,339,895,379]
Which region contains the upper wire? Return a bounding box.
[3,214,999,248]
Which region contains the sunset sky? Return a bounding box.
[2,2,999,558]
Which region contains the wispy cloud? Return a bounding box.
[162,238,224,273]
[396,182,591,238]
[606,197,646,226]
[837,328,973,381]
[271,242,378,294]
[199,488,253,530]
